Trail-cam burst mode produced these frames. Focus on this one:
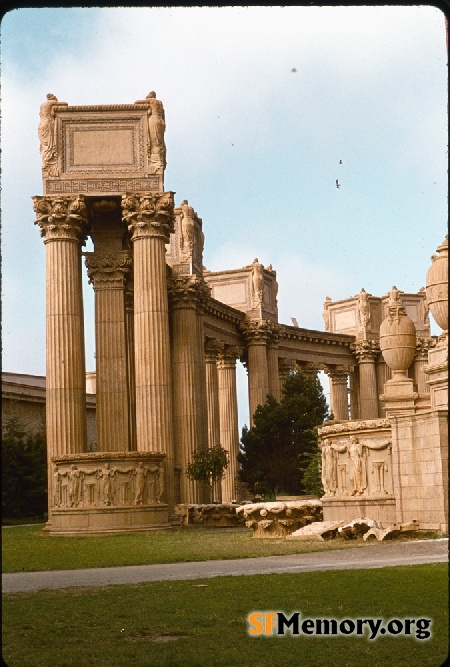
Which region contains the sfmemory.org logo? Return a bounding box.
[247,612,432,640]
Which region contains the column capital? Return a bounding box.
[204,337,224,363]
[351,339,380,362]
[123,191,175,243]
[85,251,132,289]
[325,365,353,382]
[33,195,89,244]
[278,357,296,377]
[240,319,274,344]
[168,275,211,310]
[217,345,243,369]
[415,336,437,361]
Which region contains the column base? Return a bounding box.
[44,505,170,536]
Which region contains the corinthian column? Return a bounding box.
[351,340,380,420]
[85,251,131,451]
[241,320,271,424]
[169,275,210,504]
[33,195,89,523]
[217,346,242,503]
[123,192,175,511]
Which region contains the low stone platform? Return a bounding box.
[175,504,244,527]
[236,500,323,538]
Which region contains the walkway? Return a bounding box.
[3,538,447,593]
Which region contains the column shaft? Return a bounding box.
[94,287,130,451]
[247,343,269,423]
[217,350,240,503]
[267,344,281,401]
[358,362,379,419]
[46,239,87,456]
[171,303,203,503]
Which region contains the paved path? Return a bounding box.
[3,539,447,594]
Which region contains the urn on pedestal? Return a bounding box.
[379,287,417,382]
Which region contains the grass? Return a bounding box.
[2,524,382,573]
[2,564,447,666]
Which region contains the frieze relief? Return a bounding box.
[52,454,166,509]
[320,435,392,499]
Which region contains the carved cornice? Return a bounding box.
[318,418,391,436]
[350,339,380,363]
[123,192,174,243]
[279,324,354,347]
[204,297,246,326]
[217,345,243,369]
[84,251,132,289]
[33,195,89,244]
[168,275,211,310]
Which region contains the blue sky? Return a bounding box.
[1,6,447,429]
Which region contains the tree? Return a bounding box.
[238,371,330,497]
[186,444,229,502]
[2,417,48,520]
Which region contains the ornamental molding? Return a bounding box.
[318,418,391,436]
[33,195,89,243]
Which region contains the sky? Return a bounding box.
[1,5,448,430]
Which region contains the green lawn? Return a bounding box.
[2,564,448,667]
[2,524,373,573]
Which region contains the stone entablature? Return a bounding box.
[323,289,430,340]
[204,259,278,322]
[39,96,167,195]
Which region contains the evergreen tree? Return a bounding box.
[2,418,48,520]
[238,371,330,497]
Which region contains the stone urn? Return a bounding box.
[426,235,448,334]
[379,287,416,380]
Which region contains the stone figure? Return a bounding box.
[146,464,160,503]
[38,93,68,176]
[135,91,166,173]
[321,440,338,496]
[156,462,165,503]
[357,288,370,332]
[419,287,430,324]
[99,463,116,506]
[53,466,62,507]
[372,460,389,494]
[347,436,367,496]
[180,200,196,255]
[66,465,81,507]
[388,285,400,306]
[251,258,265,306]
[134,462,148,505]
[323,296,332,331]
